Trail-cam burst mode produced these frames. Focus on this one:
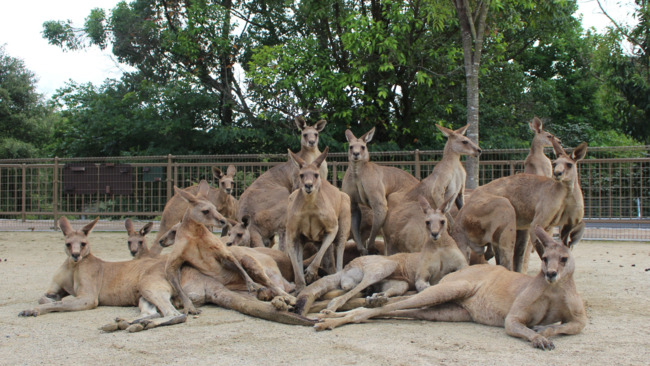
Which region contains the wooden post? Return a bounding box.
[166,154,173,202]
[53,157,59,229]
[414,149,421,180]
[21,164,26,222]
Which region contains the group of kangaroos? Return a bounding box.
[20,116,588,350]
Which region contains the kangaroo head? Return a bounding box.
[345,127,375,163]
[174,180,227,228]
[295,116,327,149]
[529,116,560,150]
[213,165,236,195]
[125,218,153,257]
[58,216,98,263]
[551,140,587,184]
[224,216,252,247]
[158,222,181,248]
[418,196,453,241]
[289,146,329,195]
[535,226,574,284]
[436,124,482,157]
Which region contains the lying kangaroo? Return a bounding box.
[383,124,482,253]
[236,117,327,249]
[342,127,419,255]
[524,117,560,177]
[150,180,228,256]
[286,147,351,293]
[315,226,587,351]
[125,218,154,259]
[19,217,187,330]
[293,196,466,316]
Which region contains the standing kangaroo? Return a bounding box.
[125,218,154,259]
[383,124,482,253]
[236,117,327,249]
[293,196,466,316]
[524,117,561,177]
[315,226,587,351]
[342,128,419,255]
[286,147,351,293]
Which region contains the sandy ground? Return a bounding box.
[0,232,648,366]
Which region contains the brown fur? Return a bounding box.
[523,117,560,178]
[383,124,482,253]
[293,196,467,316]
[286,147,352,293]
[342,127,419,255]
[315,226,587,351]
[125,219,154,259]
[236,117,328,249]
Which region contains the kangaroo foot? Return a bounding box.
[365,292,389,308]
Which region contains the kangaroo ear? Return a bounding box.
[361,127,375,143]
[241,215,251,228]
[551,138,566,157]
[530,117,542,133]
[125,218,135,235]
[535,226,555,249]
[294,116,307,130]
[314,146,329,168]
[345,129,356,143]
[439,195,455,214]
[175,186,199,204]
[314,119,327,132]
[82,217,99,236]
[571,142,588,162]
[418,196,432,213]
[212,167,224,180]
[435,124,453,137]
[140,222,154,236]
[220,224,230,238]
[59,216,74,236]
[454,124,469,136]
[226,164,237,177]
[197,180,210,197]
[288,149,305,169]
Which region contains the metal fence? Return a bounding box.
[1,145,648,241]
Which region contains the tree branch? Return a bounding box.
[596,0,644,50]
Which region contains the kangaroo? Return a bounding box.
[125,219,154,259]
[236,117,327,249]
[286,147,352,293]
[553,140,586,249]
[19,217,187,331]
[293,196,466,316]
[383,124,482,254]
[150,180,229,256]
[524,117,560,178]
[315,226,587,351]
[211,164,240,220]
[342,127,419,255]
[469,142,588,272]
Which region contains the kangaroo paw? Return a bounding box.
[99,323,119,332]
[365,292,389,308]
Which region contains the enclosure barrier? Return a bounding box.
[0,146,648,241]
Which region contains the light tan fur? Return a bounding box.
[383,124,482,253]
[552,140,586,249]
[293,196,466,316]
[125,219,154,259]
[150,180,228,256]
[342,127,419,255]
[236,117,328,249]
[211,164,240,220]
[286,147,352,293]
[469,142,588,272]
[315,226,587,351]
[524,117,560,177]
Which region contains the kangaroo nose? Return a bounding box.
[225,188,232,194]
[546,271,557,281]
[219,220,226,226]
[71,253,80,260]
[305,183,313,190]
[477,148,482,155]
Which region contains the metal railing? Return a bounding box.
[1,145,648,240]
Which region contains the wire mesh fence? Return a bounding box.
[0,145,648,241]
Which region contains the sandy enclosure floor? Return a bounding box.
[0,232,648,365]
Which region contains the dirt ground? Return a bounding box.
[0,232,648,365]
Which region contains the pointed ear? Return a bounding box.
[551,138,566,157]
[220,224,230,237]
[59,216,73,236]
[571,142,588,162]
[314,119,327,132]
[197,180,210,197]
[361,127,375,143]
[212,167,224,180]
[140,222,154,236]
[439,195,455,214]
[454,124,469,136]
[82,217,99,236]
[435,124,453,137]
[530,117,542,133]
[241,215,251,228]
[226,164,236,177]
[418,196,432,214]
[288,149,305,169]
[535,226,555,249]
[175,186,199,204]
[314,146,329,168]
[125,218,135,235]
[344,129,356,142]
[294,116,307,130]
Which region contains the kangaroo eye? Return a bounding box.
[314,133,318,138]
[349,146,353,150]
[202,210,210,215]
[361,146,365,150]
[314,174,319,179]
[66,243,71,248]
[300,174,304,179]
[542,257,548,264]
[236,233,243,238]
[303,133,308,138]
[560,257,568,263]
[440,220,445,225]
[139,241,143,245]
[462,141,468,144]
[566,163,573,169]
[81,242,87,247]
[425,220,431,226]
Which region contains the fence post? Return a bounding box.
[53,157,59,229]
[331,161,338,186]
[415,149,421,180]
[21,163,26,222]
[166,154,173,202]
